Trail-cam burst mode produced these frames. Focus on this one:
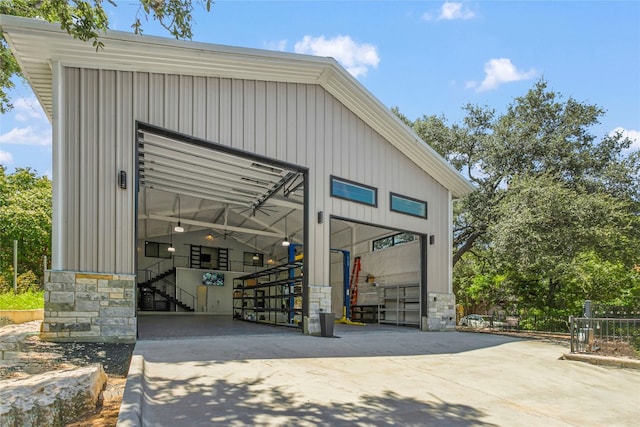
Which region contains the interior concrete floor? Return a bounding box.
[136,313,418,340]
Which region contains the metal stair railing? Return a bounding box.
[137,255,194,311]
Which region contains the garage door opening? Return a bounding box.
[135,123,306,337]
[330,217,427,329]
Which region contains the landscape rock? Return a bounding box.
[0,365,107,427]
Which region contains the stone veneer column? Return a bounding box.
[305,285,332,335]
[41,271,136,342]
[422,292,456,331]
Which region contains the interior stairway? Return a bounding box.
[138,268,195,312]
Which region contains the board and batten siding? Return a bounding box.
[57,67,451,291]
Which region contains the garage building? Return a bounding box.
[1,15,473,342]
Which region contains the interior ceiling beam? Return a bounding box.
[264,197,303,210]
[235,210,285,237]
[142,180,251,207]
[137,205,220,220]
[147,214,284,238]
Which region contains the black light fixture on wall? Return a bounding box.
[118,170,127,189]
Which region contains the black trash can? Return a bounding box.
[319,312,334,337]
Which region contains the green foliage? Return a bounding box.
[0,289,44,310]
[0,0,214,113]
[631,329,640,354]
[0,166,51,285]
[399,79,640,320]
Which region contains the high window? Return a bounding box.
[373,232,416,251]
[390,192,428,219]
[145,241,172,258]
[330,176,377,207]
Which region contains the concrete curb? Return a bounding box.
[562,353,640,370]
[116,355,145,427]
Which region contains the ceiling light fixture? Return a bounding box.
[282,216,290,247]
[174,196,184,233]
[252,236,260,261]
[168,227,176,252]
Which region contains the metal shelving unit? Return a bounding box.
[233,261,303,327]
[378,284,420,327]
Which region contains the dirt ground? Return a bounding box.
[65,377,126,427]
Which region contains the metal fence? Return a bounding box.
[569,317,640,353]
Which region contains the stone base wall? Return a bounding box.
[41,271,136,342]
[305,285,332,335]
[423,292,456,331]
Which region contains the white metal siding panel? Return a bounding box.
[178,75,193,135]
[205,77,219,142]
[116,71,136,274]
[231,79,244,149]
[243,80,255,153]
[148,74,163,125]
[164,75,179,131]
[98,70,115,271]
[192,77,207,139]
[276,83,287,160]
[219,78,232,148]
[286,84,297,163]
[254,80,267,156]
[265,82,277,159]
[64,68,80,270]
[295,84,307,166]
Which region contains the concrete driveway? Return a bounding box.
[118,324,640,426]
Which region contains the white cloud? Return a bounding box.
[467,58,536,92]
[0,150,13,165]
[294,35,380,78]
[439,2,475,20]
[264,39,288,52]
[12,97,47,122]
[610,127,640,152]
[0,126,52,146]
[424,2,475,21]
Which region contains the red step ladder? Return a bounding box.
[349,257,361,310]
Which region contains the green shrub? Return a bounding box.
[0,290,45,310]
[0,270,42,293]
[631,328,640,355]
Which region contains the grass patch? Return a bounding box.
[0,291,45,310]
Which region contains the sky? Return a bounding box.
[1,1,639,177]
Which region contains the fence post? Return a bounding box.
[569,316,574,353]
[13,240,18,292]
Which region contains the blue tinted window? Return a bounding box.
[331,177,377,206]
[390,193,427,218]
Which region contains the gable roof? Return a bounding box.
[0,14,474,198]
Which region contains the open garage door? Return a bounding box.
[330,217,427,329]
[135,123,306,336]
